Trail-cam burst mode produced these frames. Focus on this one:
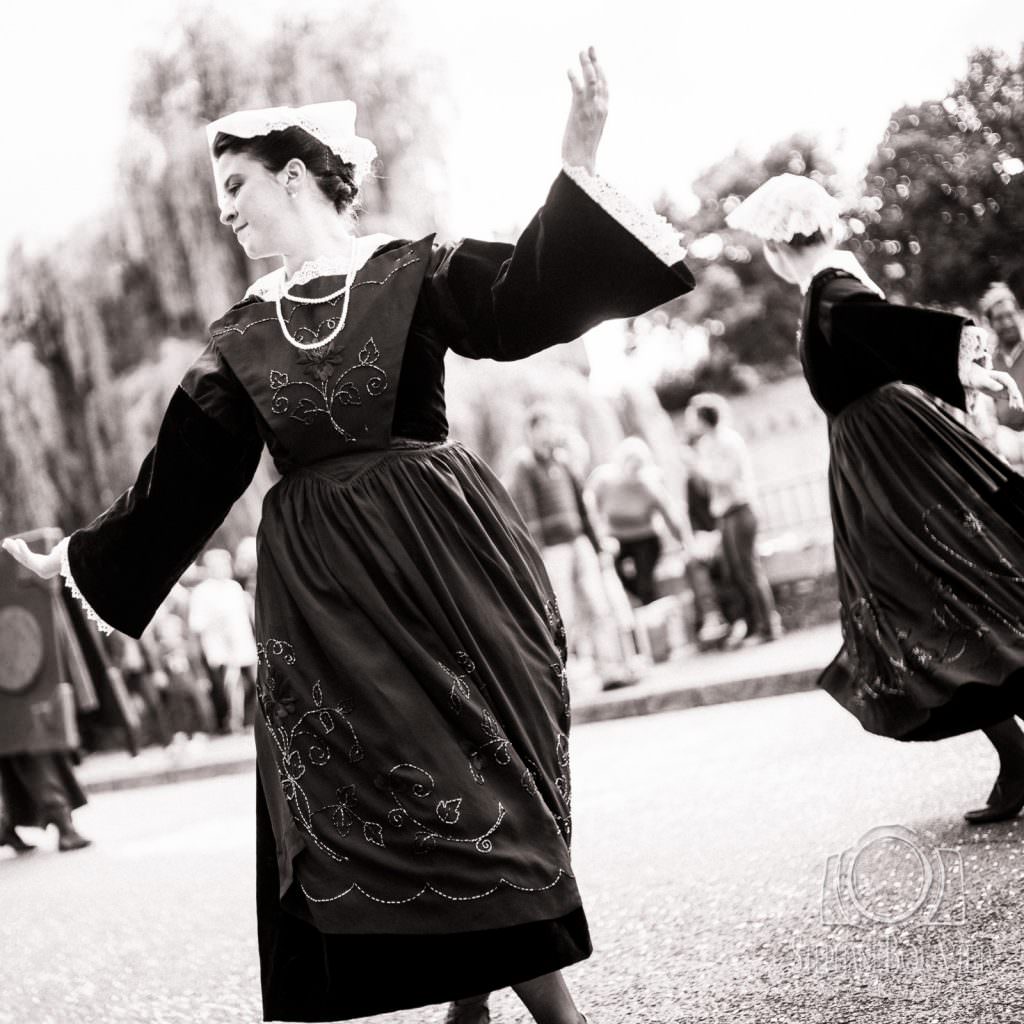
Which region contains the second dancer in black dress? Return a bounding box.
[728,173,1024,824]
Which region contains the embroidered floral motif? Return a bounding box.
[466,708,513,785]
[440,650,477,714]
[268,336,388,441]
[382,763,506,855]
[257,639,369,863]
[257,639,514,868]
[840,500,1024,705]
[545,598,568,665]
[922,504,1024,581]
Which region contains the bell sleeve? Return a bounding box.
[60,341,264,639]
[820,275,970,411]
[427,167,695,361]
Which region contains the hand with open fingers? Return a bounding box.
[1,536,63,580]
[961,362,1024,410]
[562,46,608,175]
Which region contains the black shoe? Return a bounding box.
[0,824,36,854]
[444,994,490,1024]
[964,774,1024,824]
[48,810,92,852]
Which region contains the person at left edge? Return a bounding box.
[2,49,694,1024]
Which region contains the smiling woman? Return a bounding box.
[3,50,694,1024]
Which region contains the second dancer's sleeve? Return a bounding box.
[62,342,265,639]
[820,276,969,410]
[427,168,695,361]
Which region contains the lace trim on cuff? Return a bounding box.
[959,325,992,420]
[958,325,991,373]
[561,163,686,267]
[58,537,114,636]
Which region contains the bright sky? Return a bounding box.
[3,0,1024,250]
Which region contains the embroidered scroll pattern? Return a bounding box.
[268,335,387,442]
[440,640,572,845]
[257,640,371,863]
[841,501,1024,706]
[257,639,511,867]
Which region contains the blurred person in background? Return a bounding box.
[979,282,1024,468]
[234,535,259,605]
[0,751,91,852]
[682,463,738,649]
[109,632,174,747]
[188,548,259,734]
[587,436,689,606]
[684,393,782,646]
[506,404,639,690]
[151,606,218,741]
[0,794,35,854]
[3,49,694,1024]
[728,172,1024,825]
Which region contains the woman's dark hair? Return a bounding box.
[212,127,359,213]
[786,228,826,250]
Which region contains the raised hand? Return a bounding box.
[562,46,608,175]
[1,536,63,580]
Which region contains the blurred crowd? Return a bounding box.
[504,396,783,694]
[108,541,260,749]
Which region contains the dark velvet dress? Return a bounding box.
[805,268,1024,742]
[63,172,694,1021]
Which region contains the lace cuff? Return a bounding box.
[58,537,114,636]
[958,325,991,378]
[561,163,686,267]
[959,325,993,421]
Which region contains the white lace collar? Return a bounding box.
[245,232,396,301]
[802,249,885,298]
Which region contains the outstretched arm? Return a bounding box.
[427,48,694,362]
[3,343,264,638]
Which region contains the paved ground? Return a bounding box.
[3,688,1023,1024]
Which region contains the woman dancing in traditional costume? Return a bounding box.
[3,50,693,1023]
[727,174,1024,825]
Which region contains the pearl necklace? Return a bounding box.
[275,234,358,351]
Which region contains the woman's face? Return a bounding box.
[215,151,296,259]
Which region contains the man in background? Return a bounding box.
[684,393,782,646]
[505,404,637,690]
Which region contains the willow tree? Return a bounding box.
[1,3,447,538]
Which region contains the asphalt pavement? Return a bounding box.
[3,688,1023,1024]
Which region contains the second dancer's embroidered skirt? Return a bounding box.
[251,441,590,1021]
[821,383,1024,741]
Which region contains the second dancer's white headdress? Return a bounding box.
[206,100,377,184]
[725,173,841,243]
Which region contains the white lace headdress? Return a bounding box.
[206,100,377,183]
[725,173,841,243]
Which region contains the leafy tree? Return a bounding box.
[641,133,844,409]
[857,46,1024,306]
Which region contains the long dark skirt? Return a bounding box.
[256,782,591,1022]
[0,752,86,827]
[821,383,1024,740]
[251,441,591,1020]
